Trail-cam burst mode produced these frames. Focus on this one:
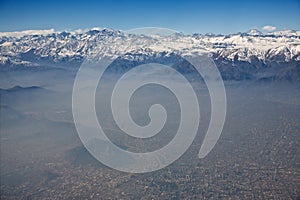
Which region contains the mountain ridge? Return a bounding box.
[0,28,299,81]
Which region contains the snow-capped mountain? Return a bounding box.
[0,28,299,81]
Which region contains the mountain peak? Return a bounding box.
[246,29,263,36]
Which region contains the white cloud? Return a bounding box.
[0,29,55,37]
[262,25,277,32]
[70,29,87,34]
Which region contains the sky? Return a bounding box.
[0,0,299,34]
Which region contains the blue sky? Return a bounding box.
[0,0,299,34]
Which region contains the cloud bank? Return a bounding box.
[0,29,55,37]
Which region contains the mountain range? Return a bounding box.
[0,28,299,81]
